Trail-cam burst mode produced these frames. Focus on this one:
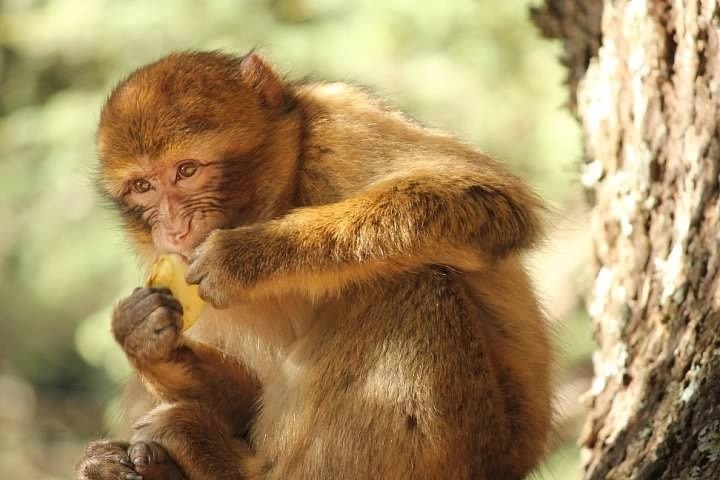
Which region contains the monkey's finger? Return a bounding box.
[114,292,183,338]
[184,259,208,285]
[117,296,182,335]
[125,287,174,308]
[129,441,187,480]
[186,238,209,264]
[127,286,159,301]
[136,292,184,316]
[149,287,173,295]
[187,247,201,265]
[129,441,169,466]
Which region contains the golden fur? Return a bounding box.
[78,51,552,480]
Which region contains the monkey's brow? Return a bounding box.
[175,118,221,135]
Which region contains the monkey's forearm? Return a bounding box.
[209,170,543,299]
[136,340,258,424]
[318,172,540,258]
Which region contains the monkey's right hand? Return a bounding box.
[112,287,184,365]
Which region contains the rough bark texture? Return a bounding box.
[534,1,720,479]
[531,0,603,112]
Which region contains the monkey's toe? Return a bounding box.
[128,441,186,480]
[77,440,141,480]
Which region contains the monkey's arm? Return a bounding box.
[137,340,258,424]
[187,166,544,305]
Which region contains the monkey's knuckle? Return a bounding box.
[129,440,171,467]
[155,329,180,353]
[148,306,181,329]
[112,290,156,342]
[126,336,172,364]
[186,259,207,284]
[148,303,169,319]
[132,286,152,297]
[111,314,127,343]
[147,441,171,462]
[147,292,169,310]
[121,336,143,360]
[113,305,138,327]
[77,441,134,480]
[128,441,152,461]
[125,313,170,350]
[77,460,100,480]
[78,461,105,480]
[116,295,135,312]
[78,463,131,480]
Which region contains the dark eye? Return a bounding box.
[177,161,198,180]
[132,178,152,194]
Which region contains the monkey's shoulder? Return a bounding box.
[295,81,397,116]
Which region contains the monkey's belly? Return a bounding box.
[248,269,548,479]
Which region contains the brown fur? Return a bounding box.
[80,51,552,480]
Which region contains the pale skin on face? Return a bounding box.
[123,158,230,258]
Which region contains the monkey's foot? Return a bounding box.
[128,441,187,480]
[76,440,142,480]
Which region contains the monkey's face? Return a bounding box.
[114,156,253,258]
[97,52,284,260]
[99,120,268,259]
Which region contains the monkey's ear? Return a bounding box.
[241,52,289,111]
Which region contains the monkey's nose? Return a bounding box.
[163,234,196,258]
[163,220,194,252]
[165,218,193,241]
[170,229,191,241]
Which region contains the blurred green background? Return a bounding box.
[0,0,592,478]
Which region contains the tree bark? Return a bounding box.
[533,1,720,479]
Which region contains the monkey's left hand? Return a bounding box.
[186,225,295,308]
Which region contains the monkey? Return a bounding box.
[76,50,553,480]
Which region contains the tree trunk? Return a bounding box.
[533,1,720,479]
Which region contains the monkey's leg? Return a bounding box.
[131,401,254,480]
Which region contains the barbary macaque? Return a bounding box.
[77,50,552,480]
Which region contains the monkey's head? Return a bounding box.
[97,51,299,261]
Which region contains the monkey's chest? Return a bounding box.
[186,297,321,382]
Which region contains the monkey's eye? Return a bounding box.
[132,178,152,194]
[176,161,198,180]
